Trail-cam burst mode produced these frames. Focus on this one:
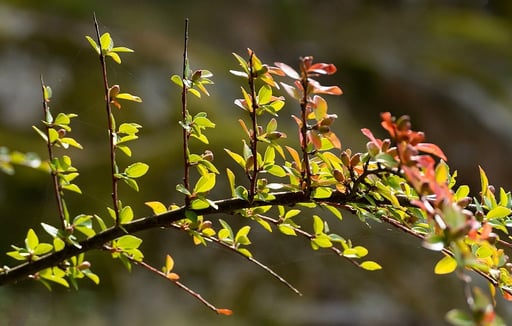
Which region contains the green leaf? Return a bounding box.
[238,248,252,258]
[171,75,183,87]
[445,309,474,326]
[235,226,251,245]
[111,46,134,53]
[257,85,272,105]
[193,173,216,193]
[85,36,100,54]
[40,267,69,288]
[226,168,236,197]
[454,185,470,201]
[41,223,59,238]
[176,183,192,196]
[360,261,382,271]
[100,32,113,52]
[312,215,324,234]
[312,187,332,199]
[119,206,134,224]
[124,162,149,178]
[53,238,65,251]
[34,243,53,256]
[116,235,142,250]
[225,149,246,168]
[486,206,511,219]
[193,116,216,128]
[122,177,139,192]
[219,219,234,240]
[278,224,296,236]
[311,234,332,249]
[434,255,457,274]
[62,138,83,150]
[267,165,286,177]
[116,93,142,102]
[118,123,141,134]
[25,229,39,251]
[62,183,82,194]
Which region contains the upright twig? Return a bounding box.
[181,19,191,207]
[247,52,259,201]
[93,13,120,225]
[299,58,312,195]
[40,75,66,230]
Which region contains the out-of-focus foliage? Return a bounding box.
[2,1,512,325]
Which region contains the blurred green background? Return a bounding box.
[1,0,512,325]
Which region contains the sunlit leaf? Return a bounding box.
[434,255,457,274]
[85,36,100,54]
[360,261,382,271]
[145,201,167,215]
[278,224,297,236]
[124,162,149,178]
[487,206,511,219]
[194,173,216,193]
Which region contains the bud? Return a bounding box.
[201,220,213,230]
[366,141,380,157]
[456,197,471,208]
[267,131,283,140]
[333,169,344,182]
[340,151,350,166]
[320,114,337,126]
[201,150,214,161]
[78,261,91,270]
[381,139,391,152]
[108,85,120,102]
[317,125,330,134]
[350,153,361,166]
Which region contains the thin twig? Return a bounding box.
[299,58,312,195]
[181,18,191,207]
[200,231,302,296]
[40,75,67,230]
[247,51,259,202]
[126,254,227,314]
[93,13,120,225]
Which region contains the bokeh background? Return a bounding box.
[1,0,512,325]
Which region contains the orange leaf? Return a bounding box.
[167,272,180,281]
[216,308,233,316]
[503,291,512,301]
[416,143,447,161]
[308,63,337,75]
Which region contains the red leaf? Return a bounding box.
[361,128,382,147]
[308,63,337,75]
[216,308,233,316]
[416,143,447,161]
[309,79,342,95]
[503,291,512,301]
[380,112,396,138]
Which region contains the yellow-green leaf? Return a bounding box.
[116,93,142,102]
[145,201,168,215]
[486,206,511,219]
[360,261,382,271]
[124,162,149,178]
[434,255,457,275]
[194,173,216,193]
[85,36,100,54]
